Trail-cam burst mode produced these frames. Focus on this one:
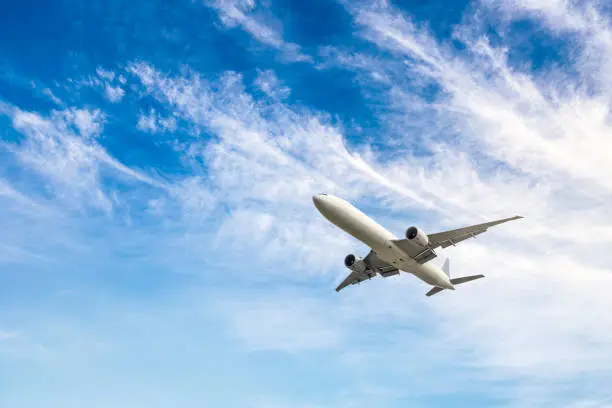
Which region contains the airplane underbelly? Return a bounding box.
[323,206,395,249]
[409,266,440,286]
[371,244,416,271]
[374,247,446,286]
[408,263,449,287]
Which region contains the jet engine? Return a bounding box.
[405,226,429,247]
[344,254,367,273]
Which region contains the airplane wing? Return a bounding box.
[392,215,523,264]
[427,215,523,249]
[389,240,438,264]
[335,270,370,292]
[335,250,398,292]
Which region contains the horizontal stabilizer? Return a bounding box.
[425,286,445,297]
[450,274,485,285]
[425,274,485,297]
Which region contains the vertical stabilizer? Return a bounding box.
[442,259,450,277]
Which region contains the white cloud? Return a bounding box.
[73,66,126,103]
[137,111,158,133]
[347,1,612,195]
[137,108,177,133]
[169,176,217,219]
[5,106,163,212]
[0,179,31,203]
[128,63,458,276]
[488,0,612,92]
[42,88,63,106]
[104,84,125,103]
[254,69,290,99]
[9,108,112,212]
[204,0,311,62]
[128,62,448,211]
[214,208,355,275]
[96,67,116,82]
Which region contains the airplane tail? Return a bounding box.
[425,259,485,297]
[442,258,450,277]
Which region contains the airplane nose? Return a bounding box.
[312,193,327,209]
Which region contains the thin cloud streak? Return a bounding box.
[203,0,311,62]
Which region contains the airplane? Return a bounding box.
[312,193,523,296]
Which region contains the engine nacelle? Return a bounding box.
[344,254,367,273]
[405,226,429,247]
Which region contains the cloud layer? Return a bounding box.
[1,0,612,407]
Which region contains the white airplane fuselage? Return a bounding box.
[313,194,454,289]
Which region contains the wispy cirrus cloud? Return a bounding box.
[126,61,459,275]
[254,69,291,100]
[4,106,163,213]
[203,0,311,62]
[349,1,612,191]
[136,108,177,133]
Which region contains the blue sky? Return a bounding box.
[1,0,612,407]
